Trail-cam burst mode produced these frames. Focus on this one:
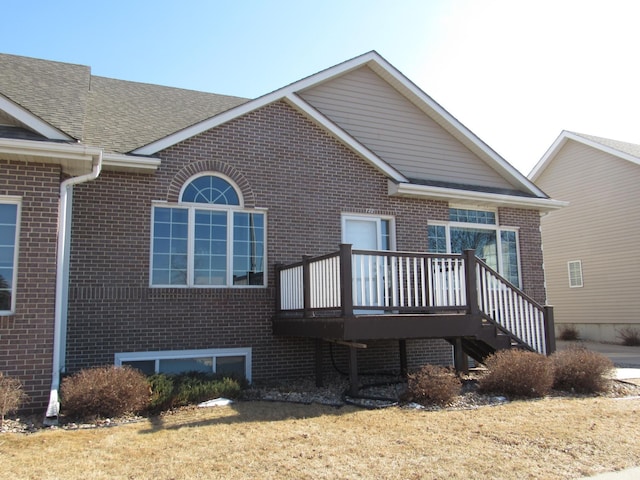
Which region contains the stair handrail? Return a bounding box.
[473,253,552,355]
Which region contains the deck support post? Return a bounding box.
[543,305,556,355]
[453,338,469,374]
[348,345,359,397]
[399,339,408,378]
[315,339,323,387]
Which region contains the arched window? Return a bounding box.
[180,175,240,205]
[151,174,265,287]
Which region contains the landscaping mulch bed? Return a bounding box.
[4,371,639,435]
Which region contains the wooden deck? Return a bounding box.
[273,245,555,395]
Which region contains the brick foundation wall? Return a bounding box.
[0,160,60,412]
[65,101,546,381]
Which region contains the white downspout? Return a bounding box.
[45,150,102,423]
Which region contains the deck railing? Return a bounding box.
[475,259,553,355]
[275,244,554,354]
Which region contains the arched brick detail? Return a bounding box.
[166,159,256,207]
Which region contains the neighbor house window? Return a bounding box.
[151,174,266,287]
[115,348,252,381]
[0,200,19,314]
[568,260,583,288]
[427,207,521,287]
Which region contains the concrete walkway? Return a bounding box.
[557,340,640,479]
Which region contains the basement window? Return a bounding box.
[568,260,583,288]
[114,347,252,381]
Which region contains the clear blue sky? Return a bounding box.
[3,0,639,174]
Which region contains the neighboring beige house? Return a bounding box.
[529,131,640,342]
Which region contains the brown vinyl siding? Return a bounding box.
[537,140,640,326]
[300,66,517,190]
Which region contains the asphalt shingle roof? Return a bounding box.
[0,53,249,153]
[572,132,640,160]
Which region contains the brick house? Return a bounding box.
[0,51,564,417]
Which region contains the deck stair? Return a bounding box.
[274,244,555,390]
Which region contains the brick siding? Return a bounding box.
[63,100,546,382]
[0,160,60,412]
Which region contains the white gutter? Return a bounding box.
[45,148,103,423]
[388,180,568,212]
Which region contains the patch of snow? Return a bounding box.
[197,397,234,408]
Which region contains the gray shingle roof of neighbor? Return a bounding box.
[572,131,640,160]
[0,53,249,154]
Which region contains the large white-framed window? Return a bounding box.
[150,174,266,287]
[115,347,252,382]
[0,198,20,315]
[427,207,521,287]
[568,260,583,288]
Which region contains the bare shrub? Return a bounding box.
[61,366,151,419]
[617,327,640,346]
[406,364,461,406]
[0,372,28,426]
[478,349,554,398]
[558,325,580,341]
[551,346,613,393]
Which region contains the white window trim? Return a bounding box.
[341,213,396,251]
[115,347,252,382]
[149,202,268,289]
[428,219,521,287]
[0,196,21,316]
[568,260,583,288]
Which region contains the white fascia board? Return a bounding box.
[0,94,73,141]
[132,51,392,156]
[284,94,407,182]
[530,130,640,181]
[388,180,568,212]
[0,138,101,175]
[0,137,99,160]
[102,152,160,172]
[529,130,570,181]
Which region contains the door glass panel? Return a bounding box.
[343,217,389,309]
[450,227,497,270]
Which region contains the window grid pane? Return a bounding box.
[449,208,496,225]
[194,210,228,285]
[427,225,447,253]
[152,207,188,285]
[568,261,583,288]
[0,203,18,311]
[233,212,265,285]
[500,230,520,287]
[181,176,240,205]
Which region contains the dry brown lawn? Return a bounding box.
[1,396,639,479]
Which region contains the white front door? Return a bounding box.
[342,216,392,310]
[343,217,380,250]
